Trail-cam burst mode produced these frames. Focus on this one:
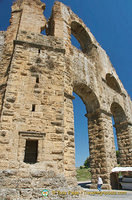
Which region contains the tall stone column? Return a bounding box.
[128,122,132,149]
[63,56,77,185]
[86,109,117,189]
[63,92,77,186]
[114,121,132,166]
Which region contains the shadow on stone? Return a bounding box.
[78,181,91,189]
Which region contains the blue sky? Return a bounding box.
[0,0,131,167]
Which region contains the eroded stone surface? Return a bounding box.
[0,31,5,61]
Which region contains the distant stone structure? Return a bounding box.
[0,0,132,199]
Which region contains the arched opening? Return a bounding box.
[41,28,47,35]
[73,92,91,183]
[111,102,129,166]
[111,116,119,163]
[71,21,93,53]
[74,83,100,114]
[73,83,101,187]
[71,34,82,50]
[73,92,89,167]
[111,102,127,125]
[106,73,121,93]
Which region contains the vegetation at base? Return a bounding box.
[84,156,91,168]
[76,156,91,181]
[76,151,120,182]
[76,167,91,181]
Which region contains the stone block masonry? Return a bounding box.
[0,0,132,199]
[0,31,5,61]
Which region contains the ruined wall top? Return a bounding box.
[11,0,46,34]
[13,0,45,7]
[47,2,129,95]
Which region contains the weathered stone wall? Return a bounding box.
[0,31,71,198]
[63,64,76,185]
[16,0,46,33]
[0,169,68,199]
[0,31,5,61]
[0,31,65,170]
[0,0,46,117]
[0,0,132,198]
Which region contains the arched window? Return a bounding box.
[106,73,121,93]
[71,21,93,53]
[111,102,126,124]
[41,28,47,35]
[71,34,81,50]
[74,83,100,114]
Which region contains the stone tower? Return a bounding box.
[0,0,132,199]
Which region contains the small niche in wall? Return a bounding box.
[32,104,36,112]
[38,49,41,54]
[36,76,39,83]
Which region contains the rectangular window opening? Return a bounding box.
[24,140,38,164]
[36,76,39,83]
[38,49,41,54]
[32,104,35,112]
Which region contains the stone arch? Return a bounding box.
[73,83,108,187]
[106,73,121,93]
[73,83,100,113]
[111,102,127,124]
[71,21,93,53]
[73,83,121,189]
[110,102,131,166]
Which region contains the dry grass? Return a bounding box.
[76,168,91,181]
